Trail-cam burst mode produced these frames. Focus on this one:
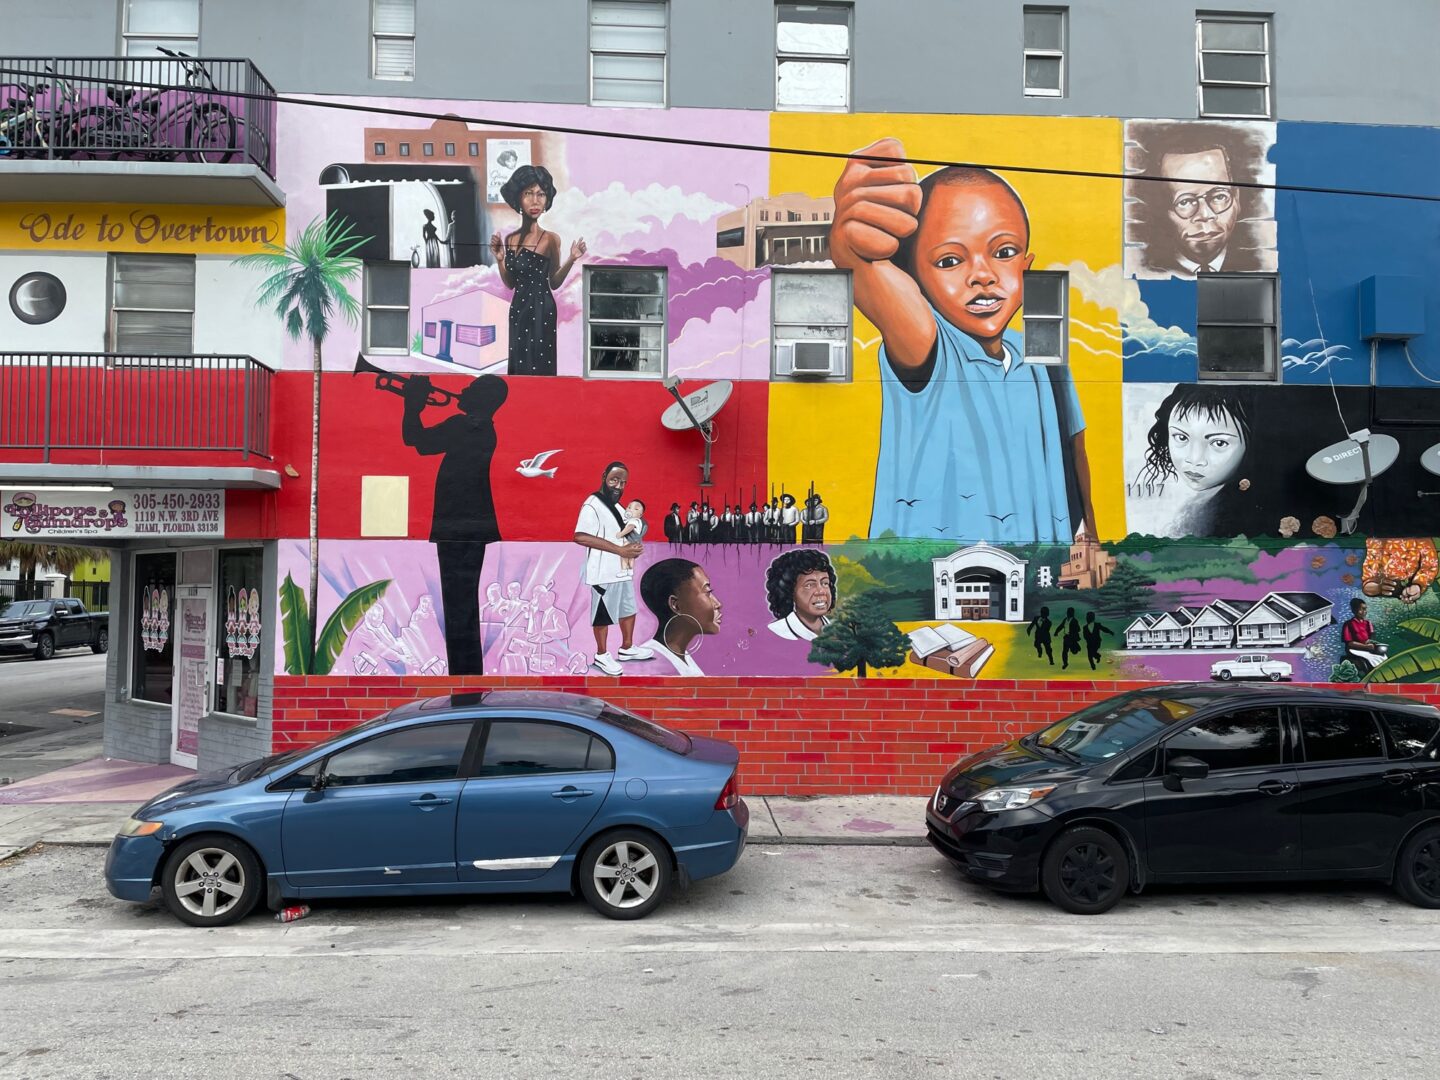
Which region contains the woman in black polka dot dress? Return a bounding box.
[491,164,586,376]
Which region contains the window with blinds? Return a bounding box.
[108,254,195,355]
[775,3,851,112]
[373,0,416,81]
[590,0,668,107]
[122,0,200,58]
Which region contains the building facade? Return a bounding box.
[3,1,1440,793]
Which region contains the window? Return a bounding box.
[122,0,199,57]
[1198,274,1276,380]
[1022,270,1067,365]
[468,142,479,156]
[215,549,261,719]
[1382,711,1440,759]
[585,266,667,377]
[598,706,691,755]
[422,142,434,156]
[1164,707,1282,772]
[364,262,410,354]
[131,552,176,705]
[398,143,411,157]
[1197,14,1271,118]
[1022,7,1066,97]
[776,2,851,111]
[373,141,386,156]
[590,0,668,107]
[323,723,472,787]
[372,0,416,80]
[474,721,615,777]
[444,142,455,157]
[109,254,194,355]
[1297,707,1385,763]
[771,270,851,380]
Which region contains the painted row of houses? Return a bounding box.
[1124,593,1335,651]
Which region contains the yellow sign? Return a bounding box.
[0,203,285,255]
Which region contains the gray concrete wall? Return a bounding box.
[7,0,1437,125]
[102,547,170,764]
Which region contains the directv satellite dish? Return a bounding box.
[1304,430,1400,536]
[660,378,733,486]
[1422,442,1440,478]
[1304,431,1400,485]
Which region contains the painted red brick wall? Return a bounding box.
[271,676,1440,796]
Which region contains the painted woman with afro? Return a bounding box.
[489,164,586,376]
[765,548,838,642]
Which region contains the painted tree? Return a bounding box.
[1096,558,1158,616]
[234,214,366,660]
[0,543,106,601]
[808,591,910,678]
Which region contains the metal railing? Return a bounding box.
[0,56,276,176]
[0,353,274,460]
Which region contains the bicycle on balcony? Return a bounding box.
[0,68,122,160]
[79,48,267,166]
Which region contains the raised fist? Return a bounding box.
[830,137,923,268]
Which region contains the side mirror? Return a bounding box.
[1162,754,1210,790]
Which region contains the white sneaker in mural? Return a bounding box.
[592,652,623,676]
[616,645,654,661]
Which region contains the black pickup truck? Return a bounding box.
[0,598,109,660]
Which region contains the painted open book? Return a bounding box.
[906,623,995,678]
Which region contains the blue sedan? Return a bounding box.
[105,692,748,925]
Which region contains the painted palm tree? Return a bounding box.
[234,213,368,660]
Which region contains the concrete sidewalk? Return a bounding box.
[0,727,928,857]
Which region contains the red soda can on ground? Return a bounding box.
[275,904,310,923]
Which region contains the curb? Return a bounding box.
[751,834,929,847]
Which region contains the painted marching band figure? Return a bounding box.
[572,461,653,676]
[686,501,702,543]
[801,491,829,543]
[663,502,684,543]
[779,493,800,544]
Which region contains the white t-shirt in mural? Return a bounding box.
[575,495,632,586]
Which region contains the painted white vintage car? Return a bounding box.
[1210,653,1293,682]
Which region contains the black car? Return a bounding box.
[926,684,1440,914]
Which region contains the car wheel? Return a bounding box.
[1395,825,1440,909]
[91,628,109,654]
[1217,668,1232,681]
[578,829,672,920]
[1268,670,1283,681]
[160,835,263,927]
[1041,826,1129,915]
[34,633,54,661]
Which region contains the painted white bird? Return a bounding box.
[516,449,562,478]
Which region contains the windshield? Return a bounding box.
[598,706,692,755]
[1,601,51,618]
[1028,693,1202,764]
[249,710,399,779]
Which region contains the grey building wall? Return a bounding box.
[5,1,1438,126]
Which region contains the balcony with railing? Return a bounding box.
[0,353,275,467]
[0,56,280,205]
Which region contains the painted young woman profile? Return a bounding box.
[1135,384,1253,534]
[489,164,586,377]
[634,558,723,676]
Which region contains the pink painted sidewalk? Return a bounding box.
[0,758,193,805]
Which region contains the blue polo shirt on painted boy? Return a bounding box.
[869,306,1084,543]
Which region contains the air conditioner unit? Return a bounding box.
[775,339,845,377]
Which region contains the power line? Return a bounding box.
[3,66,1438,204]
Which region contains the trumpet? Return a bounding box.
[354,353,459,407]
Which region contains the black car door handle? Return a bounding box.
[409,795,454,809]
[1383,770,1414,786]
[1257,779,1294,796]
[551,787,594,799]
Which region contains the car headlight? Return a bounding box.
[974,785,1057,812]
[118,818,164,837]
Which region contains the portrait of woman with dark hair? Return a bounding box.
[1131,383,1258,535]
[489,164,586,376]
[634,558,723,676]
[765,548,837,642]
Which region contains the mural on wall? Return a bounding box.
[276,532,1440,685]
[1124,120,1277,280]
[320,163,487,270]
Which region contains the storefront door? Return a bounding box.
[171,591,211,768]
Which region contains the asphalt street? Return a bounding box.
[1,844,1436,1079]
[0,651,106,741]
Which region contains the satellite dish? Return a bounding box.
[661,379,733,431]
[1422,442,1440,478]
[660,379,734,486]
[1304,432,1400,485]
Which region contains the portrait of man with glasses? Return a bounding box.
[1124,121,1277,279]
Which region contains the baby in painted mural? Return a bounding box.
[831,139,1095,544]
[1133,384,1255,534]
[617,499,648,572]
